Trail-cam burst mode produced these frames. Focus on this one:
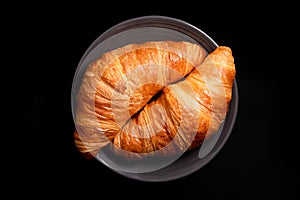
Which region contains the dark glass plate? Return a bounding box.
[71,15,238,182]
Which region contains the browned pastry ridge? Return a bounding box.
[73,41,236,159]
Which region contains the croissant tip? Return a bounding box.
[213,46,234,60]
[218,46,232,52]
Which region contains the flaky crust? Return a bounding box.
[74,41,235,159]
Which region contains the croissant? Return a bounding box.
[73,41,235,159]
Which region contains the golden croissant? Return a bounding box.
[73,41,236,159]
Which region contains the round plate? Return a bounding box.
[71,15,238,182]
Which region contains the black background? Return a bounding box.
[16,1,296,199]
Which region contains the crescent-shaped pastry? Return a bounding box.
[73,41,235,159]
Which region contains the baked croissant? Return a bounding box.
[73,41,235,159]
